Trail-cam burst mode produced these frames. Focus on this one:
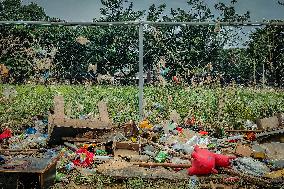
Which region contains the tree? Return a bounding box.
[0,0,46,21]
[248,23,284,87]
[144,0,250,85]
[0,0,47,83]
[91,0,145,82]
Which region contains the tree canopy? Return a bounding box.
[0,0,283,87]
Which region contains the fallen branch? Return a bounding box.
[133,162,191,168]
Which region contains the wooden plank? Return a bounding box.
[53,96,65,118]
[62,137,104,143]
[98,101,110,123]
[115,142,140,151]
[54,118,111,129]
[133,162,191,168]
[225,130,263,133]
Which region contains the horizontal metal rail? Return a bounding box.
[0,21,284,26]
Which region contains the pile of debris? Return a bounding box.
[0,96,283,189]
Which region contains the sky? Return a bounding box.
[23,0,284,22]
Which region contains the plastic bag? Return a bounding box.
[73,148,94,167]
[0,128,12,140]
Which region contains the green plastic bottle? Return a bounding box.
[155,151,168,163]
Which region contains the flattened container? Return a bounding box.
[0,157,57,189]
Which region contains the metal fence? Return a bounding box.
[0,21,284,121]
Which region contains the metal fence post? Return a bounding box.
[138,22,144,121]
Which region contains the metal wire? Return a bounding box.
[1,21,284,26]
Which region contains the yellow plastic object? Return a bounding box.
[139,120,153,129]
[265,169,284,179]
[252,152,266,159]
[131,137,137,143]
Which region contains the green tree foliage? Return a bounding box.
[0,0,46,21]
[144,0,250,84]
[216,48,254,85]
[2,0,283,88]
[248,23,284,87]
[0,0,47,82]
[92,0,145,80]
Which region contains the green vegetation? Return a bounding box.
[1,85,283,129]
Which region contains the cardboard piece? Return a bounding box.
[169,110,181,124]
[234,143,253,157]
[53,96,65,118]
[256,115,281,130]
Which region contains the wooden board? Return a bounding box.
[98,101,110,123]
[0,157,57,189]
[53,96,64,118]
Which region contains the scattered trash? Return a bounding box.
[73,148,94,167]
[188,175,200,189]
[0,156,5,165]
[76,36,90,45]
[264,169,284,179]
[155,151,168,163]
[232,157,270,177]
[139,119,153,129]
[26,127,37,134]
[55,172,67,182]
[0,105,282,188]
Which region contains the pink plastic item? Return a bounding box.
[188,146,218,175]
[214,153,236,167]
[0,129,12,140]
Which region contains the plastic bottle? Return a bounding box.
[155,151,168,163]
[188,175,199,189]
